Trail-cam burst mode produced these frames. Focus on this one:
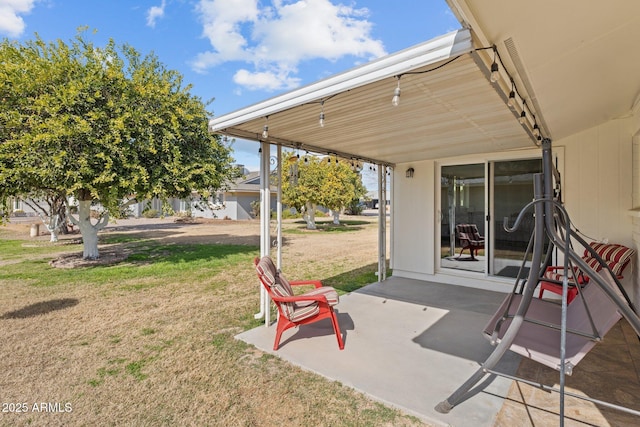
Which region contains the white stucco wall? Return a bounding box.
[392,160,435,277]
[556,117,637,308]
[556,118,634,247]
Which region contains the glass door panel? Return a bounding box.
[440,163,486,273]
[491,158,542,278]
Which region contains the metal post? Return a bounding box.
[255,141,271,325]
[378,165,387,281]
[276,145,283,269]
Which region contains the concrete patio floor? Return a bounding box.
[236,277,640,426]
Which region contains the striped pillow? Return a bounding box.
[289,304,320,323]
[584,243,635,277]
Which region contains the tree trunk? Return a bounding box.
[304,202,317,230]
[332,210,340,225]
[69,196,109,260]
[44,214,60,243]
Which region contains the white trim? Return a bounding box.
[209,29,472,132]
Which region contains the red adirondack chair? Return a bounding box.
[254,256,344,350]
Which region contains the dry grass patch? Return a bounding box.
[0,217,421,426]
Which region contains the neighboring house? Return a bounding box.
[208,2,640,310]
[8,168,275,222]
[130,167,277,220]
[204,169,277,220]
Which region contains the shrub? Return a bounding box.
[281,209,302,219]
[142,209,159,218]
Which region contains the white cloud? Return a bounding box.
[233,68,301,91]
[146,0,166,28]
[192,0,386,91]
[0,0,37,37]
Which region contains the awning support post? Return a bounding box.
[378,164,387,281]
[255,141,271,326]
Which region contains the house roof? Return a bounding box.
[209,2,640,166]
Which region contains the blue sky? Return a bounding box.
[2,0,460,180]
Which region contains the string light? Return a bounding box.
[490,45,500,83]
[262,116,269,139]
[251,43,545,153]
[391,76,401,107]
[387,43,544,140]
[519,101,527,125]
[533,122,541,138]
[507,79,516,110]
[319,101,325,127]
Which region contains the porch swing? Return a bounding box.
[435,139,640,423]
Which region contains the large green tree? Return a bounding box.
[282,154,366,229]
[0,31,235,259]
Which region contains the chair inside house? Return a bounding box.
[254,256,344,351]
[538,242,635,303]
[455,224,485,260]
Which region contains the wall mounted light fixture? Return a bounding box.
[406,167,414,178]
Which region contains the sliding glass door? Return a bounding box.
[490,158,542,278]
[439,158,542,277]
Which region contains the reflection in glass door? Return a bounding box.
[491,159,542,278]
[440,164,486,273]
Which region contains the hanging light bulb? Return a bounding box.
[262,116,269,139]
[391,76,401,107]
[518,101,528,125]
[507,91,516,109]
[507,79,516,110]
[519,109,527,125]
[319,101,325,127]
[533,123,541,138]
[490,46,500,83]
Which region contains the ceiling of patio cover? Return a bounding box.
[208,29,536,166]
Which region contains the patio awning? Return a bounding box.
[208,29,537,166]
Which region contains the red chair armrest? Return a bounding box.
[289,279,323,288]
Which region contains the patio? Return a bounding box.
[237,277,640,426]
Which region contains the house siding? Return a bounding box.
[559,118,637,308]
[558,118,634,247]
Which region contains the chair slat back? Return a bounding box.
[255,256,295,318]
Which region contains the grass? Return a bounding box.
[0,219,420,427]
[285,219,371,234]
[0,242,258,288]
